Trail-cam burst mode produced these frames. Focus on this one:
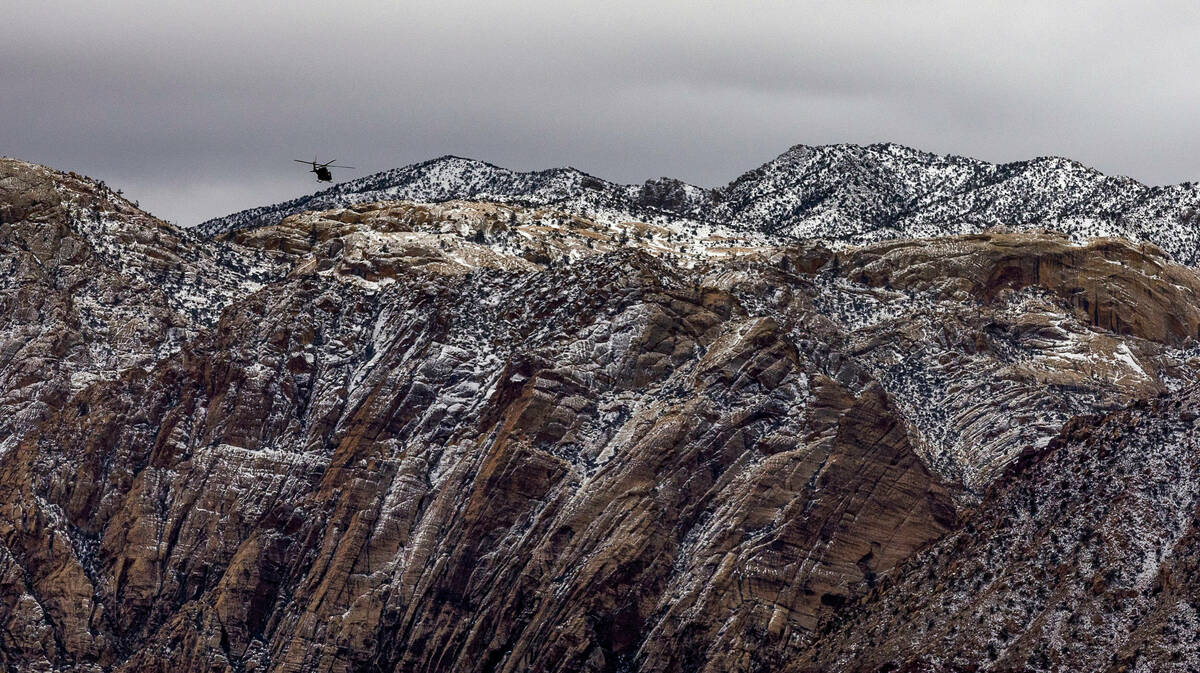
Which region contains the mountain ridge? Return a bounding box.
[196,142,1200,267]
[4,153,1200,671]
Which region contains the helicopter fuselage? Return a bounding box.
[295,158,352,182]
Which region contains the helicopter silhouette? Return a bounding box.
[294,157,355,182]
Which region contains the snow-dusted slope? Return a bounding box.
[805,384,1200,672]
[195,156,713,237]
[717,144,1200,260]
[7,154,1200,672]
[199,143,1200,266]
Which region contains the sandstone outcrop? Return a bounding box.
[802,385,1200,672]
[2,157,1199,671]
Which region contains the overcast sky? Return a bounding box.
[4,1,1200,225]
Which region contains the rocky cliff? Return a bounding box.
[3,152,1200,672]
[802,386,1200,672]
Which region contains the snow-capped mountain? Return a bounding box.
[195,156,714,237]
[5,150,1200,672]
[199,143,1200,266]
[716,144,1200,257]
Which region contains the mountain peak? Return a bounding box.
[197,143,1200,266]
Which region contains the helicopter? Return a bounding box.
[294,157,355,182]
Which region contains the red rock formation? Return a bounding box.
[1,159,1199,672]
[802,385,1200,672]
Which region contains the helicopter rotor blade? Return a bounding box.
[294,158,353,169]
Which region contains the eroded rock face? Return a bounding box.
[2,159,1199,672]
[1,252,956,673]
[0,158,276,461]
[803,386,1200,672]
[836,233,1200,345]
[812,232,1200,489]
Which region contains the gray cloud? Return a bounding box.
[4,1,1200,225]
